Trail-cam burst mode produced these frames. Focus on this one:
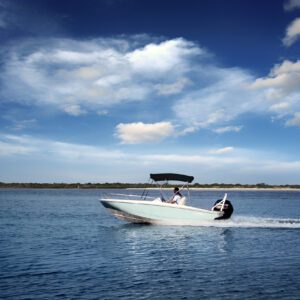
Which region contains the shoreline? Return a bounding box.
[1,187,300,191]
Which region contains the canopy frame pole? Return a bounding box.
[220,193,227,211]
[141,178,152,200]
[157,180,168,201]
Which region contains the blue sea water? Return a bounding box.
[0,188,300,300]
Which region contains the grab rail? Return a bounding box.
[101,192,156,201]
[110,193,155,199]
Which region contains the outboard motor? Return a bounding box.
[212,198,234,220]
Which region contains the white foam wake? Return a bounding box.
[155,216,300,228]
[217,216,300,228]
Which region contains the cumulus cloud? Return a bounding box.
[126,38,202,75]
[282,18,300,46]
[2,35,300,136]
[0,37,200,116]
[115,122,175,144]
[284,0,300,11]
[252,60,300,92]
[251,60,300,125]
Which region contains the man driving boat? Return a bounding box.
[168,187,182,204]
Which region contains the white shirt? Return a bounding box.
[172,194,182,204]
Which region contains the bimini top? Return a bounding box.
[150,173,194,183]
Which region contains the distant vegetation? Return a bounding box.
[0,182,151,189]
[0,182,299,189]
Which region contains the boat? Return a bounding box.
[100,173,234,225]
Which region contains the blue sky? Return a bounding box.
[1,0,300,184]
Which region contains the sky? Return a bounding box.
[0,0,300,184]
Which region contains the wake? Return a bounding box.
[156,216,300,228]
[196,216,300,228]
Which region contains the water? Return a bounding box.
[0,189,300,299]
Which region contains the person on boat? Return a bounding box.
[168,187,182,204]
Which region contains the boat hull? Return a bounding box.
[100,199,224,225]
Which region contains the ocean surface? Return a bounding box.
[0,188,300,300]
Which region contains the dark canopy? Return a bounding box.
[150,173,194,183]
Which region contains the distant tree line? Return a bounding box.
[0,182,150,189]
[0,182,299,189]
[192,182,300,189]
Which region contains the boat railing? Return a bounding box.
[101,192,156,201]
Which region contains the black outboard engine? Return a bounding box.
[212,198,234,220]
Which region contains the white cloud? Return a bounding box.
[282,18,300,46]
[126,38,201,75]
[176,126,198,136]
[142,153,240,165]
[251,60,300,125]
[270,102,290,111]
[115,122,175,144]
[208,147,234,155]
[155,77,190,95]
[123,149,300,184]
[172,66,264,128]
[3,116,36,131]
[0,134,125,161]
[63,104,86,116]
[286,112,300,126]
[97,109,109,116]
[271,60,300,75]
[2,35,300,136]
[213,126,242,134]
[251,60,300,97]
[95,74,126,87]
[284,0,300,11]
[0,141,36,156]
[1,133,300,184]
[1,37,201,116]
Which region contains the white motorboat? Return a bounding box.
[100,173,234,225]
